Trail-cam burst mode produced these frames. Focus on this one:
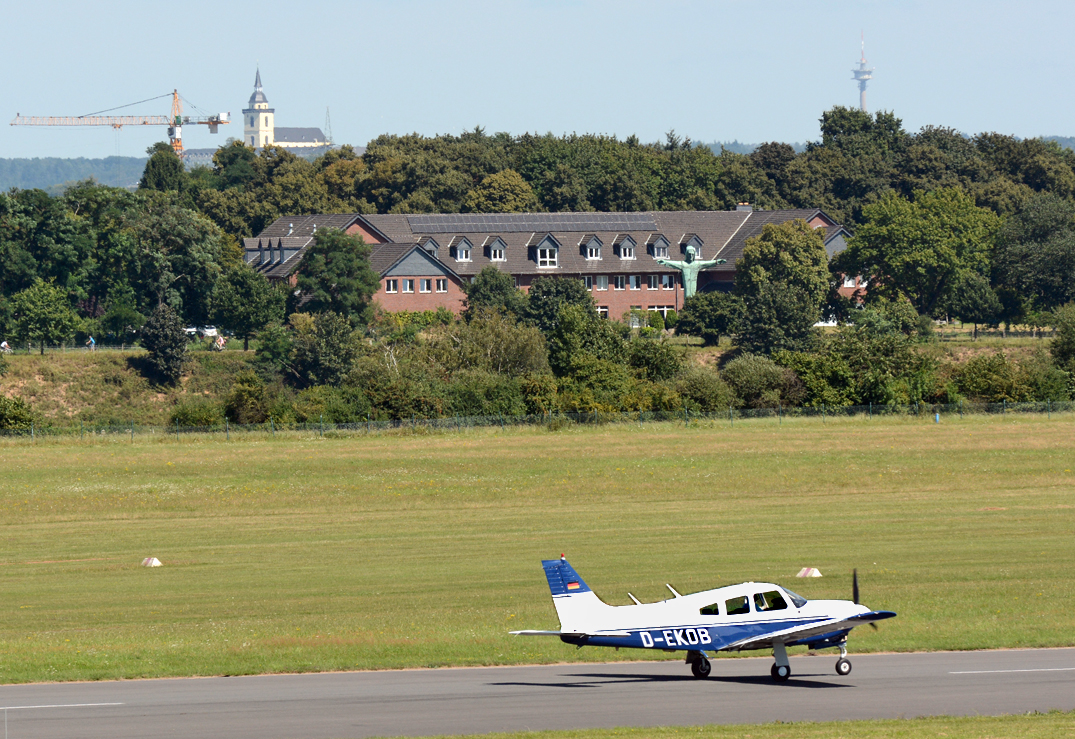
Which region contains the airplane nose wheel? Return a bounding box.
[770,663,791,681]
[836,658,852,675]
[690,656,711,679]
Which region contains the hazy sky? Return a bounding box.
[2,0,1071,159]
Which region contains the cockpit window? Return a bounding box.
[783,588,808,608]
[753,590,788,612]
[699,602,721,616]
[725,595,750,615]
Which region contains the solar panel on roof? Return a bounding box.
[405,213,657,234]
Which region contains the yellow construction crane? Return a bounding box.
[11,90,229,158]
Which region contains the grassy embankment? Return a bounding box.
[394,712,1075,739]
[0,331,1060,426]
[0,412,1072,684]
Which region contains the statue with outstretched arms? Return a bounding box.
[654,245,726,298]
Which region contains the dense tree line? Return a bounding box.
[3,106,1075,424]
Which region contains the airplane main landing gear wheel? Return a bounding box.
[835,658,852,676]
[770,663,791,681]
[690,657,711,679]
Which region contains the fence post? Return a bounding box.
[869,402,872,420]
[822,404,826,423]
[959,400,963,419]
[500,413,504,430]
[31,422,34,440]
[175,419,179,442]
[1047,400,1051,420]
[1003,400,1006,415]
[729,406,733,426]
[130,420,134,443]
[226,418,229,441]
[685,409,689,427]
[81,420,84,441]
[366,412,370,433]
[320,414,323,439]
[270,416,275,437]
[778,403,782,425]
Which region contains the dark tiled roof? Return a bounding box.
[274,127,327,144]
[242,236,312,279]
[258,214,366,238]
[368,243,414,274]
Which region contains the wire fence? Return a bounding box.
[2,400,1072,441]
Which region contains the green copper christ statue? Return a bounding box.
[654,245,726,299]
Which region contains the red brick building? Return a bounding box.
[243,208,849,318]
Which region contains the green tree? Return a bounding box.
[992,193,1075,311]
[676,291,744,345]
[546,303,628,377]
[140,303,188,384]
[836,188,1001,314]
[10,279,79,354]
[461,266,527,320]
[213,265,285,350]
[293,228,380,323]
[523,276,595,334]
[212,141,257,190]
[734,283,818,355]
[947,272,1001,339]
[0,396,34,431]
[291,312,361,387]
[139,143,186,192]
[462,169,539,213]
[1051,302,1075,368]
[428,310,548,376]
[735,219,830,309]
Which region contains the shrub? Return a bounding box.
[664,310,678,329]
[676,292,742,346]
[674,367,736,412]
[627,338,683,381]
[956,352,1034,402]
[291,311,361,387]
[0,396,34,431]
[519,373,559,414]
[169,398,224,427]
[444,369,527,417]
[292,385,372,423]
[647,311,666,332]
[722,353,802,408]
[225,370,270,423]
[350,355,446,420]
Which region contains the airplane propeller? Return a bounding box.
[853,569,878,630]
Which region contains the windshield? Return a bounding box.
[783,588,808,608]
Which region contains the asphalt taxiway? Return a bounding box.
[1,648,1073,738]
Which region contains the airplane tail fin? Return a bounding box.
[541,557,610,633]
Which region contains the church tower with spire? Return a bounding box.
[242,69,275,147]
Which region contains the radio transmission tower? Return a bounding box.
[324,107,334,146]
[852,33,874,112]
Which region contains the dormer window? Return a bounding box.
[483,236,507,262]
[647,234,670,258]
[613,234,637,260]
[579,234,602,260]
[528,233,560,268]
[449,236,472,262]
[420,237,440,259]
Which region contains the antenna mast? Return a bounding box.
[324,106,334,146]
[851,32,874,113]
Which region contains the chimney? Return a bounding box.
[735,202,752,212]
[287,223,293,236]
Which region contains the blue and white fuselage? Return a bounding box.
[511,557,896,680]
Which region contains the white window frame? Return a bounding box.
[597,306,609,318]
[614,275,625,291]
[385,279,398,294]
[419,278,432,293]
[843,275,856,288]
[490,247,505,261]
[457,246,471,262]
[537,246,558,268]
[662,274,676,290]
[435,278,447,293]
[402,279,414,294]
[653,244,669,258]
[595,275,608,291]
[629,275,641,291]
[647,275,659,290]
[586,244,601,260]
[584,276,593,290]
[620,244,635,260]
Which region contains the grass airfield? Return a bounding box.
[0,414,1073,684]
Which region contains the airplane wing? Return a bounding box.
[724,610,896,651]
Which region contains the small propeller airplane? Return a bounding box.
[511,556,896,681]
